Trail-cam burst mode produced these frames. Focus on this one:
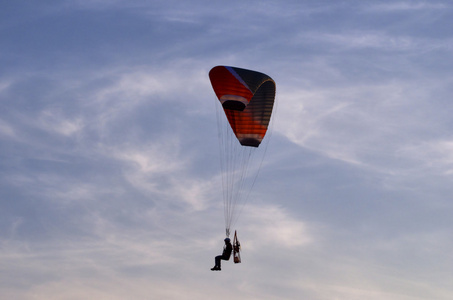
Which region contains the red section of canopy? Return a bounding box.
[224,109,267,146]
[209,66,253,102]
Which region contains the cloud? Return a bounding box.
[102,137,215,211]
[239,203,312,250]
[307,32,420,52]
[37,109,84,137]
[275,64,453,193]
[365,2,447,12]
[0,118,15,137]
[398,139,453,176]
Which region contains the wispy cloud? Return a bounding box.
[243,203,312,249]
[365,2,448,12]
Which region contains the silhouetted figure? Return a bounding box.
[211,238,232,271]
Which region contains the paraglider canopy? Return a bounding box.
[209,66,276,148]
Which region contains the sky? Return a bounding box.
[1,0,453,299]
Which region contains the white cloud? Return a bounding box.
[398,139,453,175]
[365,2,447,12]
[242,203,312,250]
[115,142,183,175]
[298,31,452,53]
[38,109,85,137]
[0,79,12,93]
[0,119,15,137]
[276,77,452,182]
